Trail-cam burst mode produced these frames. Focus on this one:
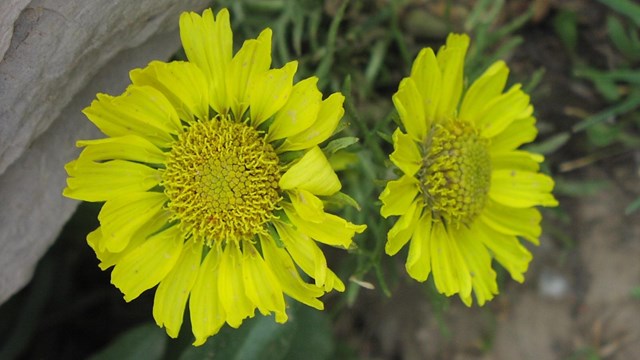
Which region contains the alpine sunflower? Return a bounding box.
[380,33,558,306]
[64,8,365,345]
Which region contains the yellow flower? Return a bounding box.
[380,34,557,306]
[63,8,365,345]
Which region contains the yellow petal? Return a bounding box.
[491,150,543,172]
[490,170,558,208]
[76,135,166,165]
[64,160,160,202]
[393,77,427,141]
[111,226,183,302]
[218,243,255,328]
[274,220,328,289]
[435,33,469,119]
[242,243,287,323]
[179,9,232,114]
[323,270,346,292]
[260,234,325,309]
[489,116,537,152]
[287,189,325,223]
[268,77,322,141]
[429,221,472,298]
[405,212,433,282]
[389,128,422,176]
[379,175,420,218]
[279,146,341,196]
[480,200,542,244]
[227,29,272,119]
[476,85,533,138]
[475,221,532,283]
[250,61,298,127]
[190,244,226,346]
[385,198,422,255]
[130,61,209,121]
[88,211,171,270]
[153,241,203,338]
[83,86,180,147]
[459,61,509,121]
[409,48,441,122]
[98,192,167,252]
[278,92,345,152]
[283,204,366,248]
[456,224,498,306]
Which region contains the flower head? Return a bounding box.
[64,8,365,345]
[380,34,557,306]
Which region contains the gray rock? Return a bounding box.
[0,0,210,305]
[0,0,30,60]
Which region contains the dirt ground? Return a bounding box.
[336,163,640,359]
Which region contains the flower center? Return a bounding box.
[419,120,491,227]
[162,116,281,245]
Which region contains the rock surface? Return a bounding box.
[0,0,209,305]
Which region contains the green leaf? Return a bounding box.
[597,0,640,27]
[89,323,166,360]
[323,137,360,154]
[625,197,640,215]
[552,10,578,52]
[586,122,621,147]
[524,132,570,155]
[553,178,609,197]
[573,89,640,132]
[323,191,361,211]
[376,130,393,144]
[283,306,335,360]
[180,314,297,360]
[607,15,640,61]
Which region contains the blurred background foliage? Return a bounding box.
[2,0,640,359]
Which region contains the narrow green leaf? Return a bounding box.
[573,89,640,132]
[552,10,578,52]
[553,178,609,197]
[597,0,640,27]
[323,137,360,154]
[625,197,640,215]
[323,191,361,211]
[524,132,570,155]
[316,0,349,88]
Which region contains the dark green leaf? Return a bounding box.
[180,314,297,360]
[586,122,621,147]
[552,10,578,52]
[553,178,609,197]
[283,306,334,360]
[89,323,166,360]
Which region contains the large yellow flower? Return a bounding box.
[64,8,365,345]
[380,34,557,306]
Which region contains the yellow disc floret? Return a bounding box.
[163,116,281,245]
[419,120,491,227]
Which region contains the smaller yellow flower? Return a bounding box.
[64,8,365,345]
[380,34,557,306]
